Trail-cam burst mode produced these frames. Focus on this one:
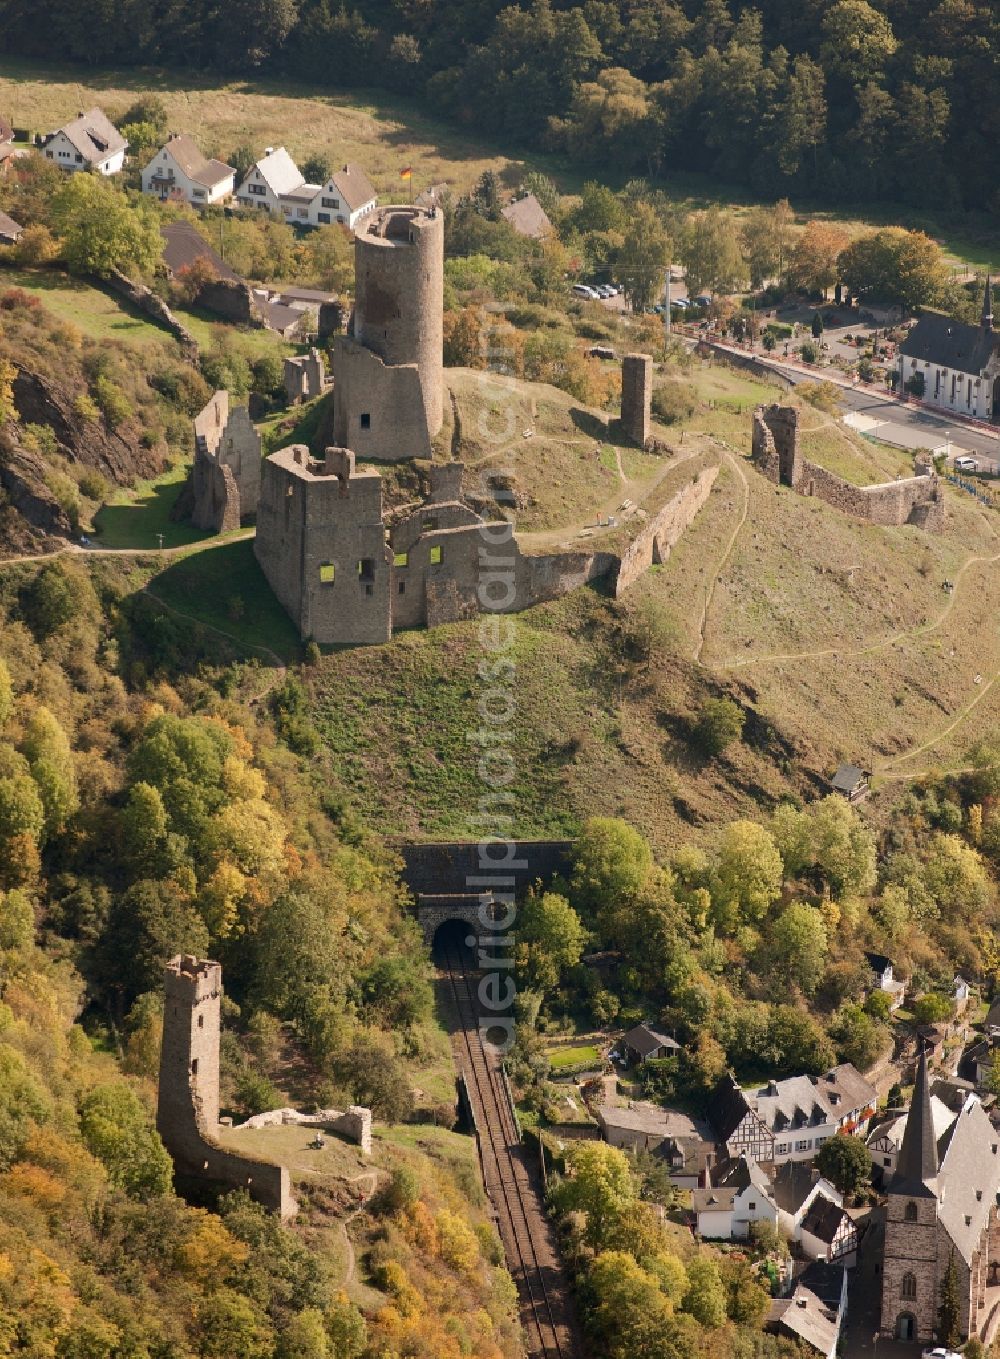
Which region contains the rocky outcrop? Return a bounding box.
[0,428,73,555]
[12,367,164,484]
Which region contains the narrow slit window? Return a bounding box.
[358,558,375,581]
[360,412,371,430]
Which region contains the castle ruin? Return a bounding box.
[752,404,945,531]
[254,446,718,646]
[284,347,328,405]
[157,955,372,1217]
[621,353,653,447]
[190,391,261,532]
[157,955,294,1217]
[331,205,444,461]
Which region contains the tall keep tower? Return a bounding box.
[157,955,292,1216]
[332,205,444,461]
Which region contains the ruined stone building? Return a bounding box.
[157,955,294,1217]
[752,404,944,530]
[621,353,653,447]
[254,443,718,646]
[879,1049,1000,1343]
[331,205,444,461]
[191,391,261,532]
[284,347,328,405]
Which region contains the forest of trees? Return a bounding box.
[0,0,997,212]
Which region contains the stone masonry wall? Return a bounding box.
[621,353,652,447]
[157,956,292,1217]
[753,404,944,531]
[879,1191,938,1340]
[331,338,433,461]
[614,466,720,595]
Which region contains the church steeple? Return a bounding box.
[982,274,993,334]
[892,1045,938,1197]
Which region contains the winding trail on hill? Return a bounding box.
[692,449,749,664]
[339,1171,379,1286]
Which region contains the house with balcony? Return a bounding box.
[142,135,234,207]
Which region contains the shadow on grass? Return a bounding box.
[93,468,210,550]
[148,538,301,663]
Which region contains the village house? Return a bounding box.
[766,1263,848,1359]
[141,135,235,207]
[879,1048,1000,1344]
[898,280,1000,422]
[830,763,869,802]
[617,1022,680,1066]
[0,210,22,246]
[692,1154,776,1240]
[865,952,906,1011]
[595,1101,715,1183]
[866,1094,956,1183]
[708,1065,877,1165]
[236,148,376,229]
[501,191,553,239]
[954,975,972,1014]
[160,221,240,284]
[43,108,126,175]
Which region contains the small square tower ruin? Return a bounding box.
[621,353,653,447]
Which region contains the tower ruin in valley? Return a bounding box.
[157,955,293,1217]
[190,391,261,532]
[331,205,444,461]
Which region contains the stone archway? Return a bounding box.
[417,895,510,948]
[895,1312,916,1342]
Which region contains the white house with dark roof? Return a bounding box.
[898,280,1000,422]
[0,210,22,246]
[502,192,553,240]
[709,1064,877,1165]
[866,1094,956,1182]
[236,149,377,230]
[142,135,234,206]
[619,1022,680,1066]
[692,1153,776,1239]
[43,108,126,175]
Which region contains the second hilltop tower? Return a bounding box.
[332,204,444,461]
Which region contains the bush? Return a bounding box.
[800,340,820,364]
[93,375,133,429]
[693,698,745,756]
[905,370,926,398]
[652,379,696,425]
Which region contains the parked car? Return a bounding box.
[922,1347,961,1359]
[572,284,600,299]
[954,455,979,472]
[673,298,690,309]
[694,294,713,306]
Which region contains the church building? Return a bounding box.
[880,1048,1000,1343]
[898,279,1000,422]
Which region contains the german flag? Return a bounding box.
[400,166,412,180]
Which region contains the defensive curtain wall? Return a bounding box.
[254,443,720,646]
[752,404,945,530]
[157,956,371,1217]
[188,391,261,533]
[331,205,444,461]
[396,840,574,945]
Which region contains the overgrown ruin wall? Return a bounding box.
[157,956,293,1218]
[752,404,945,531]
[613,466,720,595]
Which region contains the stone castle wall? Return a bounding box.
[613,467,719,596]
[157,956,293,1218]
[331,339,433,460]
[753,404,944,531]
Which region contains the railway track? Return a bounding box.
[439,936,581,1359]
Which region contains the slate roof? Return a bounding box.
[328,163,376,213]
[767,1285,840,1356]
[708,1074,758,1141]
[986,1000,1000,1029]
[55,107,126,163]
[800,1193,851,1245]
[597,1101,707,1140]
[710,1065,876,1142]
[160,221,240,283]
[258,299,305,335]
[714,1153,772,1194]
[622,1023,680,1058]
[771,1160,828,1215]
[0,209,23,242]
[502,192,553,239]
[814,1063,878,1115]
[936,1095,1000,1263]
[691,1184,740,1213]
[252,147,304,197]
[892,1047,939,1197]
[153,135,233,189]
[277,286,338,306]
[866,1095,955,1154]
[900,311,999,378]
[831,763,866,793]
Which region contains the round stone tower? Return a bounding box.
[354,205,444,430]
